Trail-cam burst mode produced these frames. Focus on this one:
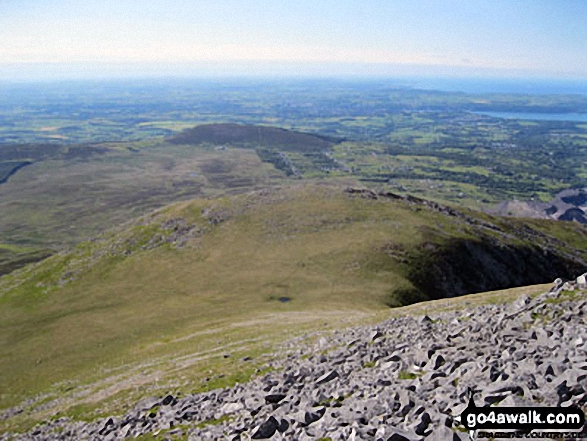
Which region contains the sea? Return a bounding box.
[471,111,587,123]
[403,76,587,96]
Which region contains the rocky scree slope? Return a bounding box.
[4,276,586,440]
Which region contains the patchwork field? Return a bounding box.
[2,82,587,275]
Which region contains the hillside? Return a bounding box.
[2,80,587,217]
[169,123,340,152]
[5,280,586,440]
[2,116,586,283]
[1,184,587,433]
[170,123,343,178]
[0,246,51,279]
[0,139,288,277]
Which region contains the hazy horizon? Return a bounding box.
[2,61,587,84]
[2,1,587,82]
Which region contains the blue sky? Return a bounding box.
[1,0,586,79]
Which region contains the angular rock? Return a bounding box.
[387,427,420,441]
[315,370,339,385]
[277,418,290,433]
[265,394,287,404]
[304,406,326,426]
[251,416,279,439]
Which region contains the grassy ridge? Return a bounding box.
[0,186,408,412]
[1,184,587,426]
[2,116,586,276]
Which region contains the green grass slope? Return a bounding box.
[1,184,586,430]
[0,141,286,256]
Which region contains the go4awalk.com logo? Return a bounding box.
[459,388,585,438]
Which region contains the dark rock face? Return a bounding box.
[545,205,558,216]
[559,207,587,223]
[2,277,586,440]
[315,370,339,385]
[304,407,325,426]
[345,187,587,303]
[264,394,286,404]
[405,237,586,300]
[562,193,587,206]
[546,188,587,224]
[251,416,279,439]
[491,188,587,224]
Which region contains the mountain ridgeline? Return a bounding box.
[3,185,586,312]
[3,84,587,435]
[1,184,587,427]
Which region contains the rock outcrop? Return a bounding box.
[492,187,587,224]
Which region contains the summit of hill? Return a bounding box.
[169,123,341,152]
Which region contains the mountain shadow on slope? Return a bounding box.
[169,123,341,153]
[401,237,586,303]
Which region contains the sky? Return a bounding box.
[1,0,586,80]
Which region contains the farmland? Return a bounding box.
[1,79,587,272]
